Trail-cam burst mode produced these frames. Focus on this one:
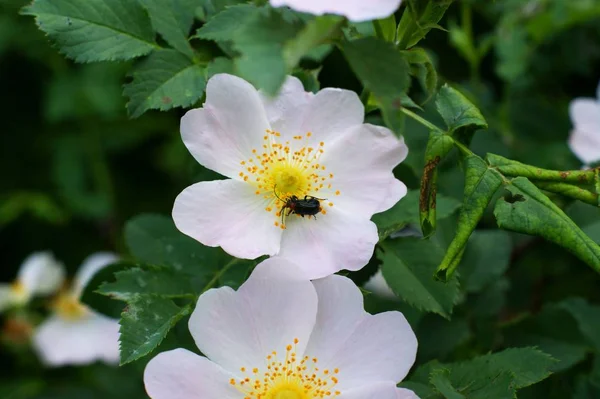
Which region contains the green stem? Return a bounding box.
[372,19,386,40]
[533,182,598,207]
[200,258,242,294]
[487,154,596,185]
[400,107,443,132]
[452,140,475,157]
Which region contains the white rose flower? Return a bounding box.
[0,252,64,312]
[144,257,418,399]
[269,0,403,22]
[568,81,600,165]
[173,74,408,278]
[33,252,121,367]
[364,270,397,301]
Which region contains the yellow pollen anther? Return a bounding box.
[232,340,341,399]
[238,131,340,227]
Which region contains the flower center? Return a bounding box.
[52,293,88,321]
[10,281,28,303]
[239,130,340,229]
[230,339,341,399]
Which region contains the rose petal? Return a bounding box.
[188,258,317,373]
[272,87,364,144]
[568,128,600,165]
[396,387,420,399]
[339,381,401,399]
[269,0,402,22]
[181,74,271,180]
[144,349,240,399]
[363,270,397,300]
[278,208,378,278]
[320,123,408,216]
[173,179,282,259]
[17,252,65,297]
[33,312,120,366]
[260,75,313,133]
[305,275,417,390]
[73,252,118,297]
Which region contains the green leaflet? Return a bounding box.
[435,84,487,138]
[379,237,460,318]
[138,0,196,58]
[419,130,455,237]
[373,189,461,241]
[23,0,156,62]
[494,177,600,273]
[435,155,504,281]
[97,267,196,301]
[342,37,411,135]
[123,49,206,118]
[119,297,191,365]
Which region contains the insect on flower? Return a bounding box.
[274,186,324,224]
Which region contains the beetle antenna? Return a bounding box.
[273,185,285,202]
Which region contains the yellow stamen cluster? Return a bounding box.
[230,339,341,399]
[52,292,88,321]
[238,130,340,229]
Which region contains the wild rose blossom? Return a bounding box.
[269,0,403,22]
[568,80,600,165]
[144,257,419,399]
[173,74,408,278]
[0,252,64,313]
[33,252,120,367]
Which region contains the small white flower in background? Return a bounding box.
[269,0,403,22]
[0,252,64,313]
[33,252,121,367]
[568,80,600,165]
[144,257,418,399]
[173,74,408,278]
[364,270,397,301]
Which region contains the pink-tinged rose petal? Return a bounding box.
[173,179,282,259]
[270,0,403,22]
[145,349,240,399]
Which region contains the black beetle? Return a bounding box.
[274,189,324,224]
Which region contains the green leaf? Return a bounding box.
[373,15,396,42]
[233,9,302,94]
[430,369,466,399]
[123,49,206,117]
[197,5,302,93]
[436,155,504,281]
[557,298,600,352]
[81,261,131,318]
[449,347,556,390]
[493,177,600,274]
[435,84,487,136]
[379,237,460,318]
[23,0,156,62]
[459,230,511,292]
[420,130,455,237]
[124,213,224,276]
[342,37,411,134]
[373,190,460,241]
[504,304,589,372]
[119,297,191,364]
[283,15,342,69]
[396,0,454,49]
[97,267,196,301]
[343,37,410,101]
[402,47,438,101]
[138,0,196,57]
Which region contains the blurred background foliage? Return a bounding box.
[1,0,600,397]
